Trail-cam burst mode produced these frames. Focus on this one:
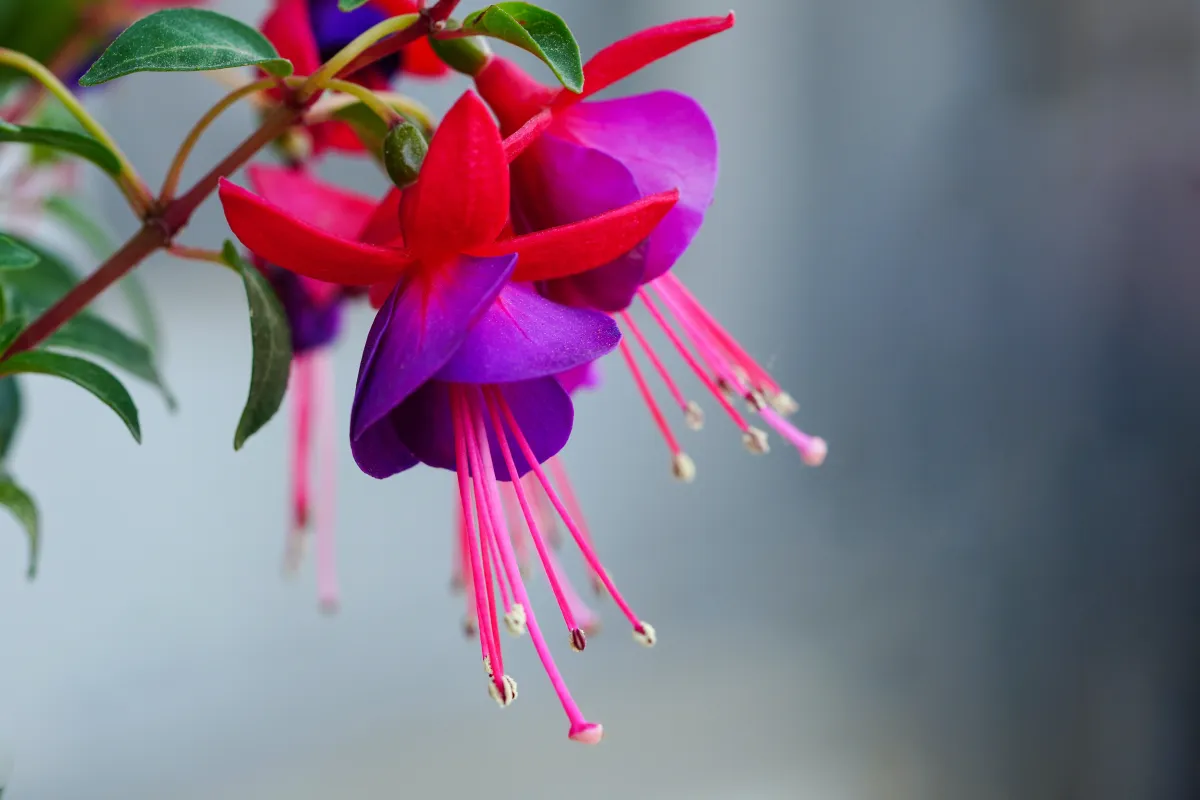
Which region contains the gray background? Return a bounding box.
[3,0,1199,797]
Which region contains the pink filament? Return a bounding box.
[313,350,340,611]
[450,388,500,678]
[488,387,646,633]
[547,457,602,589]
[618,339,684,457]
[638,289,756,433]
[653,281,748,393]
[466,389,595,734]
[289,353,314,535]
[619,311,692,415]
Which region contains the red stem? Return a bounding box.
[338,0,460,79]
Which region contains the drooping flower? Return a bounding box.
[244,164,379,611]
[260,0,446,155]
[475,14,827,474]
[220,92,679,740]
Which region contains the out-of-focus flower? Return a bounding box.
[260,0,446,155]
[244,164,379,612]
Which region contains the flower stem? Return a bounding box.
[301,14,421,96]
[0,48,154,216]
[323,79,403,127]
[333,0,463,84]
[160,77,280,203]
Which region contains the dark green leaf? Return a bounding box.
[78,8,293,87]
[0,235,38,271]
[221,242,292,450]
[459,3,583,92]
[0,120,122,175]
[0,377,21,462]
[47,313,176,410]
[0,475,39,579]
[338,0,372,9]
[41,198,162,351]
[0,351,141,443]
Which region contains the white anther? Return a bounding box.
[770,391,799,416]
[742,427,770,455]
[504,604,527,636]
[672,453,696,483]
[633,622,657,648]
[684,401,705,431]
[489,674,519,707]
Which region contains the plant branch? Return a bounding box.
[336,0,462,81]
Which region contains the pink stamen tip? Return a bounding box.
[569,721,604,745]
[318,595,340,615]
[805,436,829,467]
[570,628,587,652]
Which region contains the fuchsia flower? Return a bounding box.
[261,0,446,155]
[244,164,380,611]
[220,92,679,741]
[475,14,827,475]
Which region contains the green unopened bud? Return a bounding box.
[382,121,428,189]
[428,30,492,76]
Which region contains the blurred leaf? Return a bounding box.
[48,313,175,409]
[221,242,292,450]
[0,120,122,175]
[458,3,583,92]
[0,234,80,310]
[338,0,371,9]
[78,8,293,87]
[28,102,90,166]
[42,198,162,351]
[0,377,21,462]
[0,475,38,579]
[0,351,141,443]
[0,235,38,271]
[0,318,23,355]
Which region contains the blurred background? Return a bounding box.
[2,0,1200,797]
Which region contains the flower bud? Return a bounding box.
[382,121,428,189]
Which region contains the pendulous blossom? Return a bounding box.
[220,92,679,740]
[244,164,379,611]
[475,14,827,476]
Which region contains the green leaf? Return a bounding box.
[0,475,39,579]
[0,235,79,310]
[459,3,583,92]
[0,319,23,355]
[47,313,176,410]
[0,351,141,443]
[0,235,38,271]
[221,242,292,450]
[41,198,162,352]
[338,0,372,9]
[0,120,122,175]
[0,377,21,462]
[78,8,293,87]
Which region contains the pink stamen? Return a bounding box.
[313,350,340,612]
[485,398,581,635]
[468,389,602,743]
[450,388,500,679]
[638,289,757,435]
[548,457,604,593]
[488,387,653,641]
[619,311,698,426]
[526,474,562,549]
[618,339,685,458]
[654,281,745,391]
[285,353,314,572]
[471,457,506,680]
[660,274,781,395]
[758,404,829,466]
[485,518,515,615]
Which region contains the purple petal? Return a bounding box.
[273,270,343,354]
[349,254,517,473]
[557,91,718,282]
[514,134,647,312]
[349,415,421,479]
[307,0,400,80]
[557,360,603,395]
[434,283,621,384]
[390,379,574,481]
